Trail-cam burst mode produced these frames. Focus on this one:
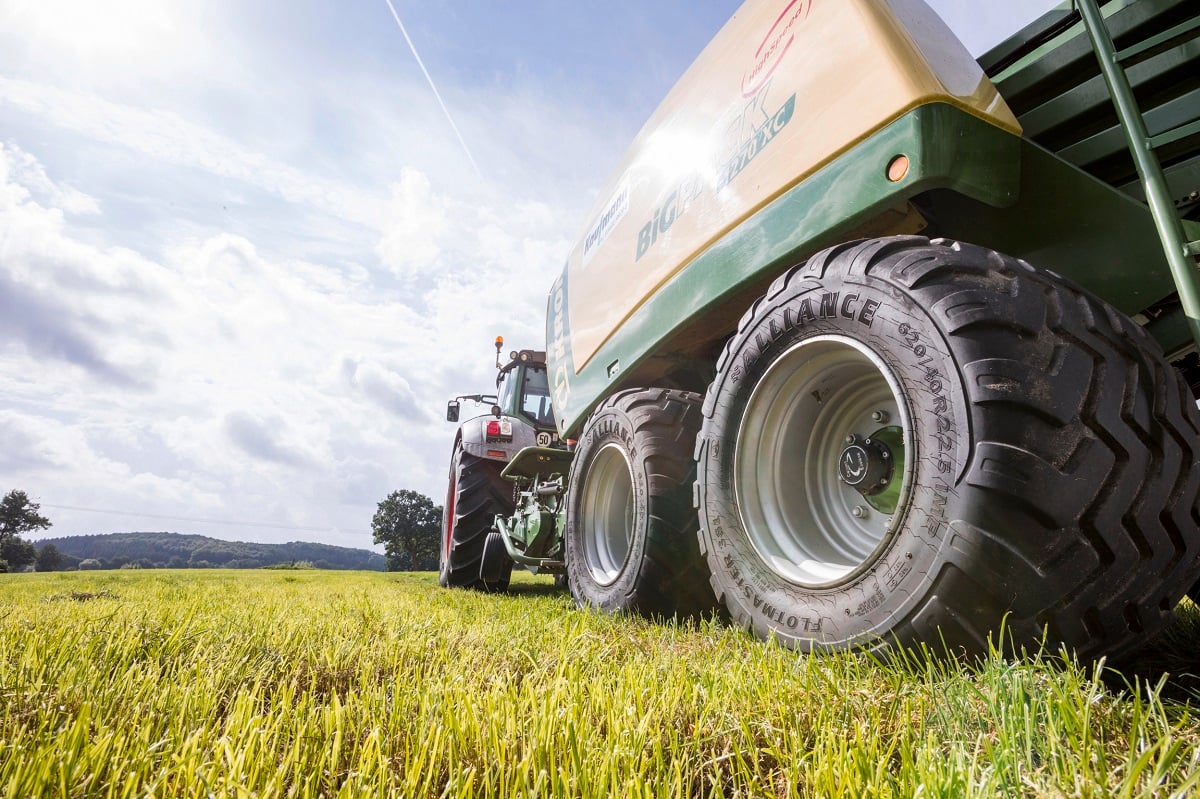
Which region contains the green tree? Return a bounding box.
[372,490,442,571]
[36,543,64,572]
[1,489,50,572]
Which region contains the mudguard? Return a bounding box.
[458,413,544,463]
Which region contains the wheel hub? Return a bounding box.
[734,335,912,587]
[837,435,894,497]
[579,443,634,586]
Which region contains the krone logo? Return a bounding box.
[741,0,814,98]
[839,446,867,484]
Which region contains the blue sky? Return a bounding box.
[1,0,1058,550]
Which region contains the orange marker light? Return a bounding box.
[886,155,910,182]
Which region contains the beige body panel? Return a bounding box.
[566,0,1019,370]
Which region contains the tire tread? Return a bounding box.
[697,235,1200,660]
[443,452,514,590]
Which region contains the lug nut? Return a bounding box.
[871,410,890,423]
[852,506,868,519]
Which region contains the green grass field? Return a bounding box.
[1,569,1198,797]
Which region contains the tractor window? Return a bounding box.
[521,366,554,426]
[497,369,517,413]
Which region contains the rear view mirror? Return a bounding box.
[446,401,460,423]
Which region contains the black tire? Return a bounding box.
[695,236,1200,661]
[565,388,717,619]
[440,445,515,590]
[480,531,514,592]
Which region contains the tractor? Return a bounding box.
[440,337,559,591]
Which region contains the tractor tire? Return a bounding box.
[440,445,515,590]
[565,388,717,619]
[695,236,1200,661]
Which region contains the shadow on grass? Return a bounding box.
[386,570,567,599]
[1103,600,1200,704]
[504,579,568,599]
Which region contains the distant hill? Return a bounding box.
[37,532,387,571]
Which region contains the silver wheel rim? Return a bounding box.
[735,335,912,588]
[580,443,634,586]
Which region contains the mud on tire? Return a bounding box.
[695,236,1200,661]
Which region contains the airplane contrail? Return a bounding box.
[383,0,484,181]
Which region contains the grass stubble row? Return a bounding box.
[1,570,1198,797]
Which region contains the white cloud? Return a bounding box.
[0,0,207,90]
[0,145,402,541]
[0,78,387,230]
[224,411,316,468]
[0,143,169,386]
[0,140,582,545]
[342,356,426,421]
[0,4,628,548]
[376,168,449,275]
[0,143,99,215]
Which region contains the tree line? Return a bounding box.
[35,532,388,571]
[3,488,444,573]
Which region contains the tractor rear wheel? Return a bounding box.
[696,236,1200,661]
[440,445,515,591]
[565,388,716,619]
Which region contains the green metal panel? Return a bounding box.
[1117,15,1200,61]
[500,446,573,482]
[983,0,1187,101]
[973,0,1200,353]
[1075,0,1200,351]
[1060,86,1200,165]
[978,1,1122,80]
[980,0,1200,210]
[1119,156,1200,204]
[1151,118,1200,150]
[1017,43,1199,141]
[922,138,1179,318]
